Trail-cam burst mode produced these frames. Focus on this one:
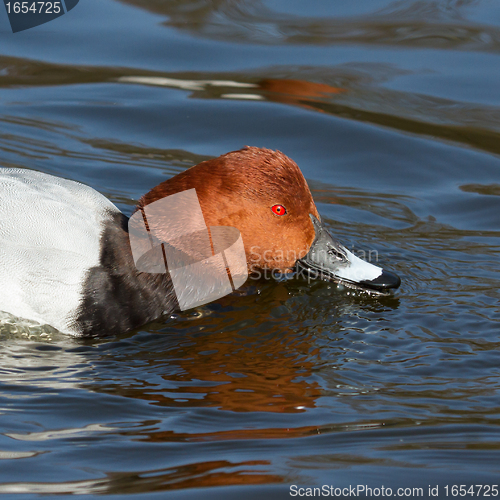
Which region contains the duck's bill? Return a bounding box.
[296,215,401,295]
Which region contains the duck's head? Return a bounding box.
[136,146,400,294]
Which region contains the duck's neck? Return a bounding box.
[75,212,178,336]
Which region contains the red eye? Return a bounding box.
[271,204,287,216]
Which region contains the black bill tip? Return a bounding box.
[359,269,401,292]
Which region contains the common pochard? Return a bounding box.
[0,147,400,336]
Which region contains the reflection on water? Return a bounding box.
[2,55,499,157]
[0,459,282,495]
[121,0,500,52]
[0,0,500,496]
[460,183,500,196]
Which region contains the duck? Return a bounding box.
[0,146,400,337]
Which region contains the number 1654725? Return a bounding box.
[5,2,62,14]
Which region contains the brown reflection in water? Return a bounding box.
[103,459,283,495]
[2,54,500,157]
[132,326,320,412]
[135,422,325,444]
[92,289,323,413]
[259,78,346,111]
[460,183,500,197]
[0,459,283,495]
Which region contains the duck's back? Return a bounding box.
[0,168,121,335]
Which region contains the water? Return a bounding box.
[0,0,500,497]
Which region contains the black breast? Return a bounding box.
[74,212,178,336]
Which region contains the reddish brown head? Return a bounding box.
[137,146,320,272]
